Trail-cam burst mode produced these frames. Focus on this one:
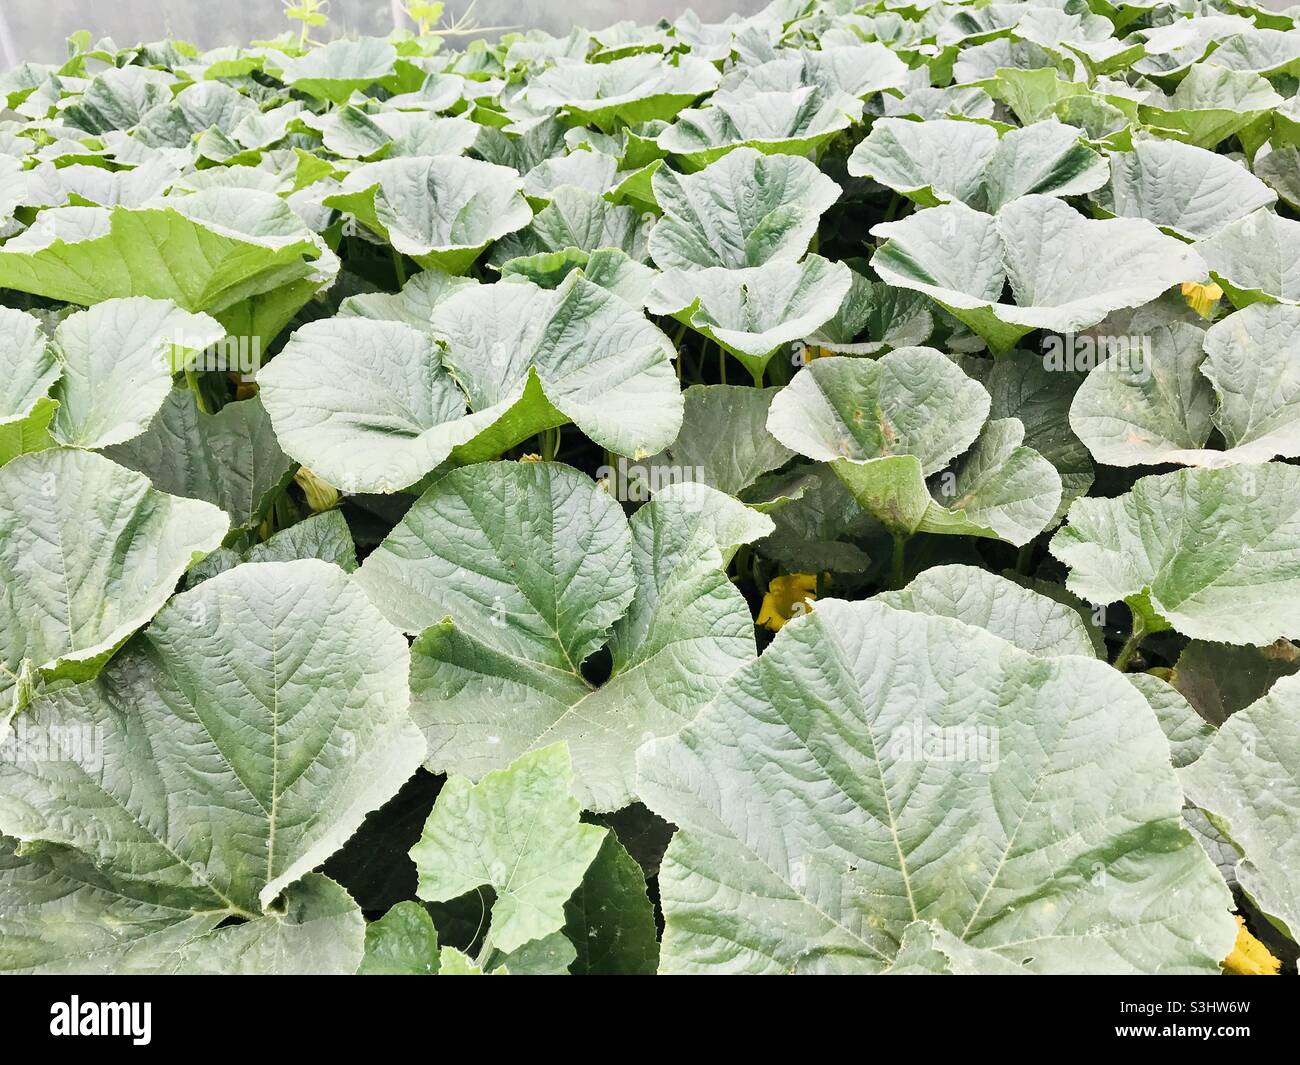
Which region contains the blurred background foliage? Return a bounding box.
[0,0,770,65]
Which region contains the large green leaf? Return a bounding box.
[1071,305,1300,467]
[277,37,398,103]
[105,386,294,529]
[184,509,358,589]
[562,833,659,975]
[1196,209,1300,306]
[431,273,682,463]
[657,87,864,168]
[410,744,606,956]
[877,563,1099,657]
[338,268,479,328]
[1182,673,1300,940]
[524,54,721,130]
[0,840,365,975]
[1201,303,1300,463]
[0,191,334,334]
[1137,63,1282,149]
[1128,673,1215,770]
[647,147,842,270]
[23,157,182,209]
[258,317,472,494]
[636,599,1235,973]
[0,448,227,687]
[0,560,421,949]
[734,43,909,99]
[1051,464,1300,644]
[871,195,1207,351]
[308,107,480,161]
[767,350,1059,545]
[984,348,1093,520]
[359,901,440,975]
[1094,137,1276,240]
[849,118,1106,212]
[488,185,650,268]
[325,156,532,274]
[59,65,176,134]
[358,463,770,811]
[644,384,793,497]
[1068,317,1217,467]
[47,298,224,449]
[0,307,57,426]
[646,256,851,382]
[804,268,935,354]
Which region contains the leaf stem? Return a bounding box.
[392,249,407,288]
[1015,541,1034,575]
[541,426,561,462]
[184,368,210,414]
[1112,615,1147,673]
[889,533,907,590]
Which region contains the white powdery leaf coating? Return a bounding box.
[328,156,532,272]
[433,273,683,462]
[397,471,771,812]
[1069,319,1220,468]
[1051,463,1300,645]
[525,54,722,127]
[1182,673,1300,940]
[1196,209,1300,305]
[877,564,1098,658]
[1201,303,1300,462]
[0,448,229,680]
[648,146,843,271]
[871,196,1207,349]
[637,599,1236,974]
[849,119,1105,212]
[278,37,398,103]
[410,744,607,955]
[1096,138,1276,240]
[0,559,425,914]
[0,307,57,426]
[48,297,224,449]
[105,387,294,530]
[646,256,852,376]
[258,316,473,494]
[0,190,333,315]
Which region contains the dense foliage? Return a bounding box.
[0,0,1298,976]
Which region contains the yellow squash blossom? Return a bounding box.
[1181,280,1223,319]
[799,343,835,365]
[294,466,340,512]
[758,573,820,631]
[1222,916,1281,975]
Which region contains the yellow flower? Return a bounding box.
[518,453,543,463]
[758,573,820,631]
[293,466,339,512]
[1181,280,1223,319]
[799,344,835,365]
[1222,916,1281,975]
